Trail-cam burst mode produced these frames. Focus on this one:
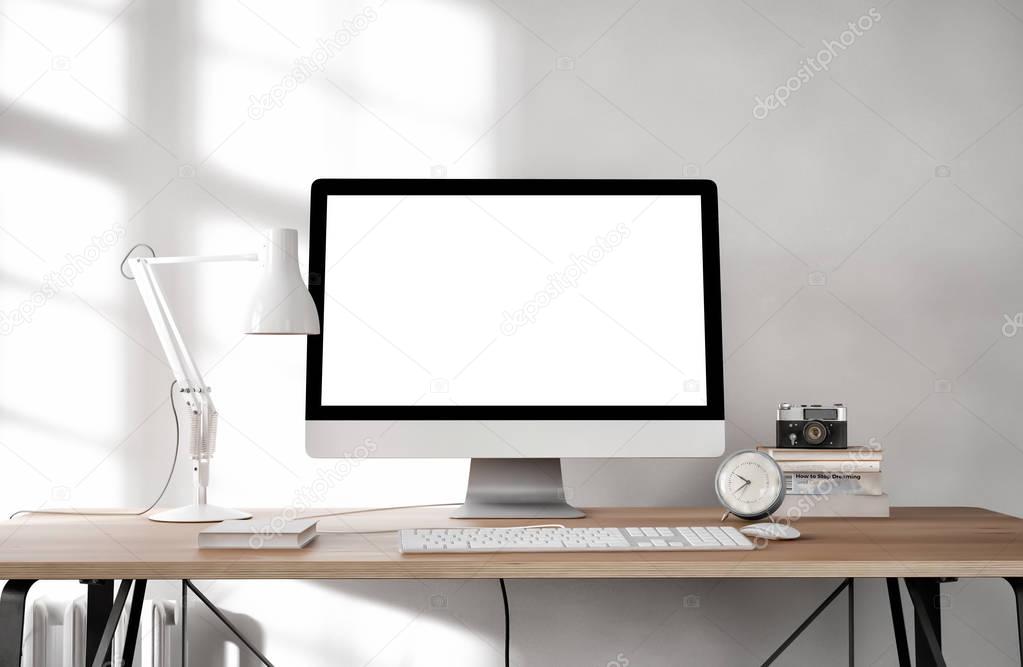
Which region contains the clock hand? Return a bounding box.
[736,475,751,484]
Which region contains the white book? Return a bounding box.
[779,460,880,473]
[784,472,883,496]
[198,519,318,550]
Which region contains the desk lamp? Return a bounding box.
[129,228,319,522]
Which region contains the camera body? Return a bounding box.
[777,403,847,449]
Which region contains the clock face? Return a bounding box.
[715,450,785,520]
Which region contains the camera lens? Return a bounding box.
[803,421,827,445]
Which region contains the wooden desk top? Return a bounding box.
[1,507,1021,580]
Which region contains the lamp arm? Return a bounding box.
[142,253,258,266]
[131,259,206,393]
[131,254,258,506]
[130,251,259,400]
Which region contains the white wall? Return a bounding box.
[3,0,1023,665]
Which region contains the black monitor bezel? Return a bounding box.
[306,179,724,421]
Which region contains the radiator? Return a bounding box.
[23,595,177,667]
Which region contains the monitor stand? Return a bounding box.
[451,458,585,519]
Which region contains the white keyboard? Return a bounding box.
[399,526,754,553]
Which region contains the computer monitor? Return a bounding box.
[305,179,724,518]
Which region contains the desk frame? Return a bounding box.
[3,575,1017,666]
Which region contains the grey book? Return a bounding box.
[779,460,881,473]
[758,446,883,462]
[775,493,890,519]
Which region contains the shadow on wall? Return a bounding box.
[189,606,266,667]
[0,0,313,513]
[181,578,517,665]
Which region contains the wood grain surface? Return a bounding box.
[1,506,1020,580]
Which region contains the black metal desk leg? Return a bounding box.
[183,580,275,667]
[848,579,854,666]
[0,579,37,667]
[905,578,946,667]
[83,579,113,667]
[182,579,188,667]
[121,580,147,667]
[83,579,147,667]
[762,578,852,667]
[90,579,133,667]
[886,579,911,667]
[1003,578,1023,664]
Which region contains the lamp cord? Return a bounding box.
[9,387,461,521]
[9,380,181,520]
[299,503,461,521]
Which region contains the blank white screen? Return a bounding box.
[321,194,707,406]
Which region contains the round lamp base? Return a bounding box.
[148,504,252,523]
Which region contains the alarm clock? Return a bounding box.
[715,450,786,521]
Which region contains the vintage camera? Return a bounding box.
[777,403,847,449]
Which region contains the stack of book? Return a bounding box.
[758,446,890,518]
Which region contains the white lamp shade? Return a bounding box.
[246,228,321,335]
